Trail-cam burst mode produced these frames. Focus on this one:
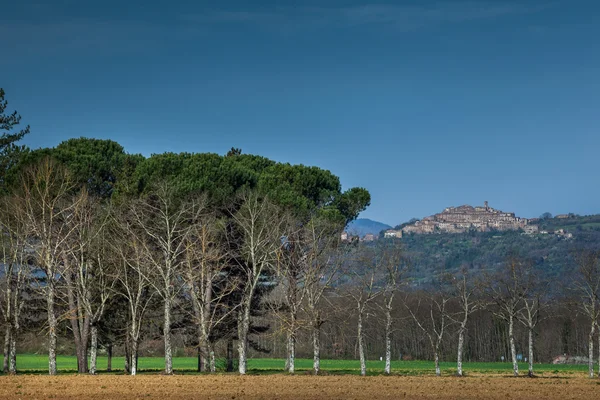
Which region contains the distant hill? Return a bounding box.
[395,213,600,286]
[346,218,391,237]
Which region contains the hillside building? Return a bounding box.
[384,230,403,238]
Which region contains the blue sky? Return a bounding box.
[2,0,599,225]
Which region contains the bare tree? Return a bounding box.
[61,190,114,374]
[345,247,385,376]
[451,268,482,377]
[378,244,405,375]
[182,212,239,373]
[516,275,548,377]
[111,227,155,376]
[572,250,600,378]
[278,220,304,374]
[300,217,343,375]
[405,286,452,376]
[0,195,29,374]
[229,192,283,375]
[484,256,534,377]
[123,182,201,374]
[16,158,82,375]
[270,212,318,374]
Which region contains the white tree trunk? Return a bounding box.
[457,324,465,377]
[9,336,16,374]
[588,321,595,378]
[130,339,139,376]
[597,324,600,379]
[238,306,250,375]
[284,335,290,372]
[358,310,366,376]
[3,325,11,373]
[528,326,534,377]
[47,282,57,376]
[287,331,296,374]
[198,328,209,373]
[313,324,321,375]
[163,298,173,374]
[509,314,518,376]
[384,307,392,375]
[89,325,98,375]
[434,352,440,377]
[197,289,211,373]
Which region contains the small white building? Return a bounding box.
[384,230,402,239]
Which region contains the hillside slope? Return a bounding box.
[393,214,600,284]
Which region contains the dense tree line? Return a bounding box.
[260,244,600,378]
[1,88,600,379]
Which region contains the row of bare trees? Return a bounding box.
[2,159,600,378]
[283,249,600,378]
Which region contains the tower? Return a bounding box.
[484,201,489,210]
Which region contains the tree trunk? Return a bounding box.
[197,294,210,373]
[3,325,10,373]
[124,320,131,374]
[457,324,466,377]
[226,338,234,372]
[237,305,250,375]
[357,309,366,377]
[77,342,89,374]
[89,325,98,375]
[124,334,131,374]
[434,351,440,377]
[106,344,112,372]
[163,297,173,375]
[384,306,392,375]
[199,328,210,373]
[3,266,14,375]
[287,331,296,374]
[284,332,290,372]
[509,314,518,376]
[130,338,139,376]
[47,282,57,376]
[284,342,290,371]
[209,345,216,373]
[313,323,321,375]
[197,346,202,372]
[66,273,89,374]
[588,321,595,378]
[528,326,534,377]
[8,335,16,374]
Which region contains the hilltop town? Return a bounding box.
[341,202,582,242]
[384,201,539,238]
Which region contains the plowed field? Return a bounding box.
[0,374,597,399]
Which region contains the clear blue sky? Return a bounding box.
[3,0,598,225]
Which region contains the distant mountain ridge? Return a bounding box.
[346,218,391,237]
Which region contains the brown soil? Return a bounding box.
[0,373,598,399]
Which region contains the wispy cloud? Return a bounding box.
[2,1,555,59]
[184,1,554,31]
